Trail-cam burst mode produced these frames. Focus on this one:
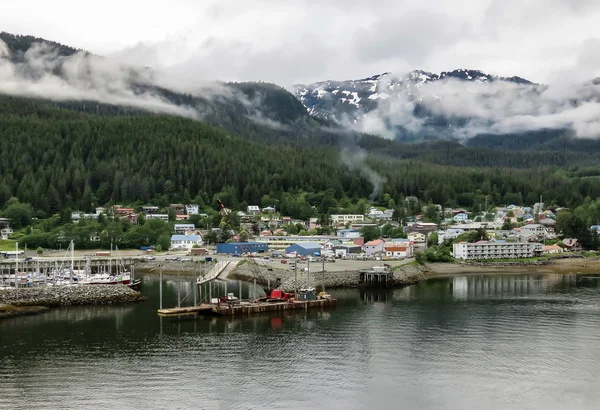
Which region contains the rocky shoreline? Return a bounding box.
[228,263,434,292]
[0,285,147,319]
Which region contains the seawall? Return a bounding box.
[0,285,147,319]
[229,263,434,291]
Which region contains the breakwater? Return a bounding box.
[229,263,434,291]
[0,285,147,319]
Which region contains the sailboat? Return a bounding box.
[82,245,134,286]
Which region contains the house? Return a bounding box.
[71,212,99,223]
[520,224,547,238]
[185,204,200,215]
[438,228,465,244]
[141,205,159,214]
[237,211,246,217]
[175,214,190,221]
[367,208,384,218]
[453,241,543,260]
[381,209,395,220]
[364,239,385,256]
[539,218,557,228]
[1,226,13,240]
[174,224,196,234]
[453,212,469,222]
[330,214,364,225]
[247,205,260,215]
[323,239,343,249]
[146,214,169,221]
[333,245,363,257]
[562,238,582,252]
[170,204,185,214]
[170,234,203,250]
[406,222,438,234]
[408,232,426,243]
[262,206,276,213]
[95,207,106,215]
[285,242,322,256]
[114,207,134,216]
[337,229,361,238]
[384,244,414,258]
[542,244,563,254]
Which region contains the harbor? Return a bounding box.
[0,242,137,288]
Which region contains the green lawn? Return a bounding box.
[0,239,17,251]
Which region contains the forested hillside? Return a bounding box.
[1,95,600,223]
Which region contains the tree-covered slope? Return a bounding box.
[1,96,600,220]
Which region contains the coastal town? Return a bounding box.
[3,198,596,264]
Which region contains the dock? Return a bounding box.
[157,298,336,317]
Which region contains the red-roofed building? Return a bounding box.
[542,244,563,254]
[384,243,414,258]
[114,207,134,216]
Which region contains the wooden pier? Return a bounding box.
[359,265,393,286]
[157,298,336,317]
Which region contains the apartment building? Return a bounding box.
[330,214,365,225]
[453,241,543,260]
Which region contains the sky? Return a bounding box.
[3,0,600,86]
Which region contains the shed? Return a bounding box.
[285,242,322,256]
[216,242,268,255]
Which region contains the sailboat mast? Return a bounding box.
[70,240,74,284]
[15,242,19,288]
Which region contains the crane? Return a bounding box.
[217,200,281,296]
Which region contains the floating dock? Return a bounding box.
[157,298,336,317]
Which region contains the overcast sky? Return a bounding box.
[2,0,600,86]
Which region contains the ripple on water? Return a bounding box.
[3,274,600,410]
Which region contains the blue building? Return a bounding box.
[285,242,322,256]
[216,242,269,255]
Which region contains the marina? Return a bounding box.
[0,242,137,289]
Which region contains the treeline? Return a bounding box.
[2,100,600,223]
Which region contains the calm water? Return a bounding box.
[2,273,600,410]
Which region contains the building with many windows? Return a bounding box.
[453,241,543,260]
[330,214,364,225]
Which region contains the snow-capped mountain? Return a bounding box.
[294,69,536,140]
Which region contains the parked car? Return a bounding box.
[180,258,191,262]
[280,259,288,264]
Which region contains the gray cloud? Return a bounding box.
[0,39,199,118]
[3,0,600,85]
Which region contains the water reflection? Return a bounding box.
[3,272,600,410]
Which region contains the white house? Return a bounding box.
[185,204,200,215]
[1,226,13,240]
[174,224,196,234]
[367,208,384,218]
[520,224,547,238]
[170,234,203,250]
[337,229,361,238]
[146,214,169,221]
[438,229,465,244]
[364,239,385,255]
[453,212,469,222]
[384,243,414,258]
[247,205,260,215]
[408,232,426,243]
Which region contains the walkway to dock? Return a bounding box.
[196,259,239,285]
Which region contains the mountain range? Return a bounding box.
[2,31,600,160]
